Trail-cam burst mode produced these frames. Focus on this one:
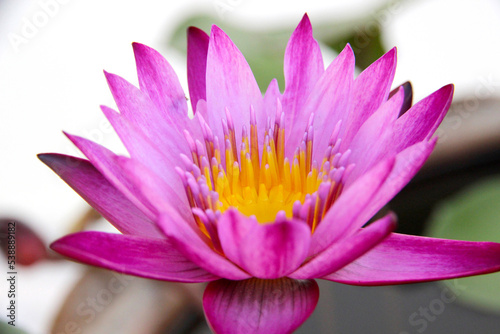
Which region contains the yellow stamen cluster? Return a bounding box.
[178,101,353,235]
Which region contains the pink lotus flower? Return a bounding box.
[40,14,500,334]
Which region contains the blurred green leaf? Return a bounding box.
[169,15,289,92]
[0,322,28,334]
[426,176,500,313]
[167,0,401,91]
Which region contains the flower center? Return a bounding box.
[177,102,354,239]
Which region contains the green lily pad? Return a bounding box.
[426,176,500,313]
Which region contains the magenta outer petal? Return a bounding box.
[283,13,324,136]
[291,213,396,279]
[205,25,263,150]
[51,232,218,282]
[38,153,161,238]
[355,139,437,228]
[218,210,311,279]
[347,85,451,181]
[203,278,319,334]
[132,42,188,122]
[393,84,454,150]
[158,213,251,280]
[187,26,210,112]
[319,141,436,258]
[310,157,394,255]
[65,133,156,219]
[347,87,403,178]
[342,47,397,147]
[323,233,500,285]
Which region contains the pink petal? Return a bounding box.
[323,233,500,285]
[100,106,185,192]
[282,13,324,134]
[218,210,311,279]
[355,139,437,229]
[342,47,397,147]
[38,153,161,238]
[318,140,436,259]
[132,42,188,121]
[187,26,210,112]
[389,81,413,116]
[203,278,319,334]
[65,133,156,219]
[104,70,188,141]
[113,156,195,226]
[158,213,250,280]
[346,87,404,178]
[286,44,354,160]
[347,85,450,179]
[205,25,263,148]
[290,213,396,279]
[392,84,454,150]
[51,231,217,282]
[310,157,394,255]
[263,79,282,130]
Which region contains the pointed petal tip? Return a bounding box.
[38,152,83,170]
[49,237,63,253]
[339,43,355,63]
[63,131,83,146]
[209,24,224,37]
[37,153,52,164]
[445,83,455,94]
[131,41,146,51]
[100,104,118,117]
[132,42,162,62]
[436,83,455,97]
[385,47,397,63]
[49,234,78,259]
[298,13,313,30]
[344,42,353,53]
[187,26,208,37]
[102,69,117,82]
[131,42,147,56]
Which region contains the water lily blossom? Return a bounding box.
[40,14,500,334]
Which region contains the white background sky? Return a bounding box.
[1,0,500,332]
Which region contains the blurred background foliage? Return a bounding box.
[168,1,391,91]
